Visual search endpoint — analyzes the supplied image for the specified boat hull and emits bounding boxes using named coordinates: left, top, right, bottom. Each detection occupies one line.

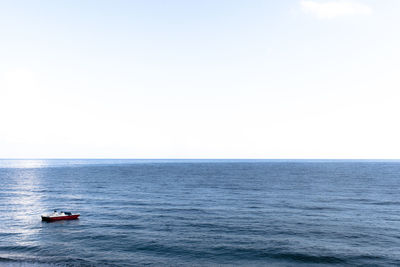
left=41, top=214, right=80, bottom=222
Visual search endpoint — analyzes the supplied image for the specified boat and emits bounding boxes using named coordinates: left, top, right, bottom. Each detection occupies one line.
left=41, top=210, right=80, bottom=222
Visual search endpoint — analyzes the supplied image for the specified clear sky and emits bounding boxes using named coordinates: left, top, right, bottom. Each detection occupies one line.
left=1, top=0, right=399, bottom=159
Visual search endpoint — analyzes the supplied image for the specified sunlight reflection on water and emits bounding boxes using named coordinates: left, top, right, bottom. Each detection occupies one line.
left=0, top=160, right=50, bottom=169
left=7, top=169, right=45, bottom=249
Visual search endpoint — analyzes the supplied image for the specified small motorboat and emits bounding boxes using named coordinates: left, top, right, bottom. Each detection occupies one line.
left=41, top=210, right=80, bottom=222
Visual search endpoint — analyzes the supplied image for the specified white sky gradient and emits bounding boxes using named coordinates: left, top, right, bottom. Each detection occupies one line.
left=1, top=0, right=400, bottom=159
left=301, top=0, right=373, bottom=19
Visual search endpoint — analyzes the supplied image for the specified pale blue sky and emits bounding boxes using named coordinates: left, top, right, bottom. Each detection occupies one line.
left=1, top=0, right=399, bottom=158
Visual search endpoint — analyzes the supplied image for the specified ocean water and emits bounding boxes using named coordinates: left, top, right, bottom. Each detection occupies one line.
left=1, top=159, right=400, bottom=266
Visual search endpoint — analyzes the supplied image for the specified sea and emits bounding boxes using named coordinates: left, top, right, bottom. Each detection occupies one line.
left=0, top=159, right=399, bottom=266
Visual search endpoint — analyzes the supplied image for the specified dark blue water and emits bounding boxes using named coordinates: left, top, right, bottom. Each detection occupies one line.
left=1, top=159, right=400, bottom=266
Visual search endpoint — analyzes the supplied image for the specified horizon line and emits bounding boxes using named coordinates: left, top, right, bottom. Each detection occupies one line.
left=1, top=158, right=400, bottom=161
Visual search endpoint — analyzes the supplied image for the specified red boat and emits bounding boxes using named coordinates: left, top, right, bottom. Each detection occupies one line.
left=41, top=210, right=80, bottom=222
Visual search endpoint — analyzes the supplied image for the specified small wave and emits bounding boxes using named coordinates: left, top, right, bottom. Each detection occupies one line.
left=210, top=246, right=347, bottom=264
left=0, top=257, right=14, bottom=262
left=125, top=242, right=348, bottom=265
left=0, top=245, right=41, bottom=253
left=370, top=201, right=400, bottom=206
left=0, top=257, right=59, bottom=267
left=272, top=252, right=345, bottom=264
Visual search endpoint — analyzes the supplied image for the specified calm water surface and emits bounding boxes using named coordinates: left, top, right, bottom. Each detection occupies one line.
left=0, top=159, right=400, bottom=266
